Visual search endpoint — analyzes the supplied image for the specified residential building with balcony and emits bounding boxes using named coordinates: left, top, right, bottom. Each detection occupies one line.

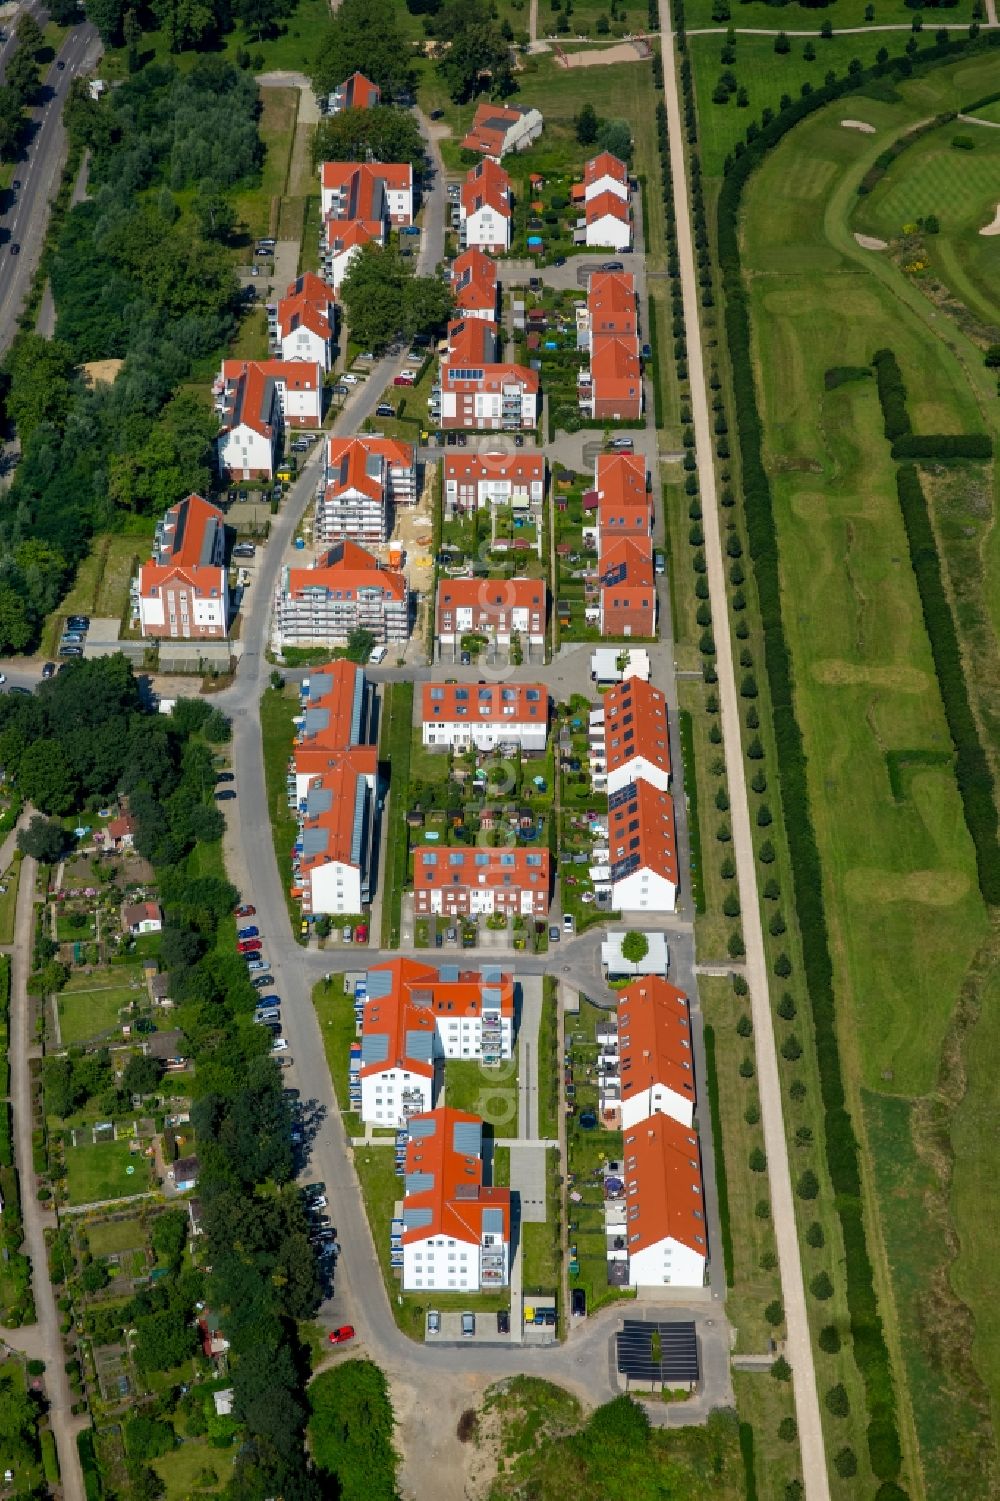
left=435, top=576, right=546, bottom=650
left=616, top=979, right=695, bottom=1131
left=461, top=101, right=543, bottom=160
left=273, top=541, right=409, bottom=649
left=414, top=847, right=551, bottom=918
left=326, top=71, right=380, bottom=114
left=272, top=273, right=336, bottom=370
left=401, top=1109, right=509, bottom=1292
left=578, top=335, right=642, bottom=422
left=451, top=247, right=499, bottom=321
left=604, top=779, right=678, bottom=912
left=583, top=150, right=629, bottom=203
left=316, top=436, right=416, bottom=548
left=421, top=681, right=548, bottom=752
left=460, top=159, right=512, bottom=252
left=623, top=1115, right=707, bottom=1288
left=589, top=676, right=671, bottom=796
left=138, top=493, right=228, bottom=640
left=577, top=269, right=638, bottom=351
left=443, top=450, right=544, bottom=514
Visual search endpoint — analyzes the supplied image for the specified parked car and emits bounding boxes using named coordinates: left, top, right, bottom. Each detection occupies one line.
left=375, top=403, right=395, bottom=418
left=271, top=1037, right=288, bottom=1052
left=328, top=1325, right=355, bottom=1345
left=61, top=632, right=84, bottom=644
left=341, top=373, right=359, bottom=385
left=354, top=923, right=368, bottom=943
left=369, top=645, right=388, bottom=665
left=427, top=1310, right=441, bottom=1334
left=215, top=789, right=237, bottom=801
left=571, top=1288, right=587, bottom=1317
left=41, top=664, right=55, bottom=680
left=255, top=1008, right=280, bottom=1023
left=496, top=1310, right=510, bottom=1334
left=217, top=771, right=235, bottom=783
left=393, top=373, right=415, bottom=387
left=548, top=925, right=560, bottom=943
left=601, top=260, right=625, bottom=271
left=234, top=904, right=256, bottom=918
left=461, top=1312, right=475, bottom=1338
left=66, top=616, right=90, bottom=631
left=58, top=645, right=83, bottom=658
left=246, top=959, right=267, bottom=972
left=608, top=437, right=634, bottom=451
left=654, top=549, right=666, bottom=575
left=563, top=914, right=575, bottom=934
left=237, top=926, right=259, bottom=939
left=251, top=974, right=274, bottom=988
left=237, top=938, right=262, bottom=954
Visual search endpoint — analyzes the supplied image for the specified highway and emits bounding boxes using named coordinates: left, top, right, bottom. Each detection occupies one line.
left=0, top=17, right=100, bottom=355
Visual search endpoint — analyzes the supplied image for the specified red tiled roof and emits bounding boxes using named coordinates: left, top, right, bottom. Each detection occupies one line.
left=590, top=335, right=641, bottom=398
left=608, top=780, right=677, bottom=886
left=443, top=451, right=544, bottom=487
left=401, top=1107, right=510, bottom=1245
left=451, top=248, right=498, bottom=312
left=587, top=271, right=637, bottom=333
left=421, top=681, right=548, bottom=724
left=286, top=541, right=407, bottom=602
left=461, top=157, right=511, bottom=218
left=584, top=151, right=628, bottom=188
left=603, top=678, right=670, bottom=780
left=413, top=845, right=550, bottom=896
left=436, top=576, right=545, bottom=616
left=623, top=1115, right=705, bottom=1256
left=461, top=102, right=532, bottom=156
left=586, top=190, right=630, bottom=227
left=616, top=979, right=693, bottom=1110
left=325, top=436, right=413, bottom=501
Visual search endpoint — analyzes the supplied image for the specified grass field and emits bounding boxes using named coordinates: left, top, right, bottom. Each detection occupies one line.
left=86, top=1216, right=147, bottom=1257
left=444, top=1059, right=520, bottom=1138
left=101, top=0, right=331, bottom=81
left=684, top=0, right=975, bottom=26
left=41, top=529, right=150, bottom=656
left=153, top=1436, right=228, bottom=1501
left=691, top=32, right=900, bottom=175
left=232, top=86, right=297, bottom=242
left=853, top=122, right=1000, bottom=328
left=259, top=684, right=300, bottom=937
left=64, top=1141, right=150, bottom=1206
left=737, top=52, right=1000, bottom=1496
left=57, top=986, right=133, bottom=1045
left=0, top=861, right=20, bottom=946
left=967, top=98, right=1000, bottom=124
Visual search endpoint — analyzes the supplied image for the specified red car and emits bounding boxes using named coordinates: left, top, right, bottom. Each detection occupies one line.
left=235, top=904, right=256, bottom=918
left=354, top=924, right=368, bottom=944
left=238, top=938, right=262, bottom=954
left=328, top=1325, right=355, bottom=1345
left=393, top=374, right=415, bottom=387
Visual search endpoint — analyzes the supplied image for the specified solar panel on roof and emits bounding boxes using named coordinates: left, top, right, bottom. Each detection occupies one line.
left=405, top=1029, right=434, bottom=1062
left=439, top=965, right=459, bottom=982
left=407, top=1116, right=436, bottom=1139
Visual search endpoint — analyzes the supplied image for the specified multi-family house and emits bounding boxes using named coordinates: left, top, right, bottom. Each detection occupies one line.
left=604, top=778, right=678, bottom=912
left=138, top=493, right=228, bottom=640
left=326, top=70, right=381, bottom=114
left=451, top=247, right=499, bottom=321
left=585, top=190, right=632, bottom=250
left=319, top=161, right=413, bottom=289
left=583, top=150, right=629, bottom=202
left=421, top=681, right=548, bottom=752
left=622, top=1115, right=707, bottom=1288
left=401, top=1109, right=509, bottom=1292
left=460, top=159, right=512, bottom=252
left=316, top=436, right=416, bottom=548
left=579, top=334, right=643, bottom=422
left=616, top=979, right=695, bottom=1130
left=443, top=450, right=544, bottom=514
left=589, top=676, right=671, bottom=796
left=461, top=101, right=543, bottom=160
left=273, top=273, right=336, bottom=370
left=577, top=269, right=638, bottom=351
left=414, top=847, right=551, bottom=919
left=593, top=536, right=656, bottom=638
left=438, top=318, right=539, bottom=431
left=273, top=540, right=409, bottom=649
left=435, top=576, right=546, bottom=651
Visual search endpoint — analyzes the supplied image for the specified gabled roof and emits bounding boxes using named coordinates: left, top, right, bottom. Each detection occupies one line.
left=148, top=494, right=224, bottom=569
left=451, top=248, right=498, bottom=311
left=334, top=71, right=381, bottom=110
left=359, top=992, right=436, bottom=1079
left=296, top=661, right=369, bottom=756
left=422, top=681, right=548, bottom=724
left=296, top=757, right=372, bottom=872
left=584, top=150, right=628, bottom=188
left=401, top=1107, right=510, bottom=1246
left=325, top=436, right=413, bottom=502
left=461, top=158, right=511, bottom=218
left=622, top=1115, right=705, bottom=1257
left=414, top=845, right=550, bottom=895
left=284, top=271, right=335, bottom=303
left=461, top=102, right=538, bottom=157
left=602, top=678, right=670, bottom=782
left=217, top=360, right=278, bottom=438
left=608, top=780, right=677, bottom=887
left=616, top=978, right=694, bottom=1112
left=285, top=541, right=407, bottom=602
left=599, top=534, right=654, bottom=592
left=587, top=270, right=638, bottom=331
left=586, top=190, right=631, bottom=227
left=595, top=451, right=647, bottom=502
left=590, top=335, right=641, bottom=396
left=445, top=317, right=499, bottom=365
left=444, top=450, right=544, bottom=486
left=436, top=576, right=546, bottom=615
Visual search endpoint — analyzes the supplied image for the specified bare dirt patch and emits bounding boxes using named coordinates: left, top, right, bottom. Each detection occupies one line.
left=854, top=232, right=888, bottom=251
left=81, top=359, right=125, bottom=386
left=562, top=40, right=649, bottom=67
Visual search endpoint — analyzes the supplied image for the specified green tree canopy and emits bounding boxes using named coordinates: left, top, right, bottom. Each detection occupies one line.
left=340, top=243, right=452, bottom=353
left=310, top=0, right=414, bottom=100
left=621, top=930, right=649, bottom=964
left=311, top=106, right=425, bottom=172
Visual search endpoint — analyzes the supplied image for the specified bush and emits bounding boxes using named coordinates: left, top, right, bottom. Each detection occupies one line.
left=797, top=1169, right=819, bottom=1200
left=891, top=433, right=991, bottom=460
left=764, top=1299, right=784, bottom=1327
left=811, top=1270, right=835, bottom=1301
left=778, top=1417, right=797, bottom=1442
left=819, top=1324, right=841, bottom=1354
left=703, top=1025, right=734, bottom=1287
left=781, top=1033, right=802, bottom=1062
left=806, top=1221, right=824, bottom=1248
left=777, top=992, right=796, bottom=1019
left=826, top=1383, right=850, bottom=1417
left=871, top=348, right=911, bottom=441
left=749, top=1147, right=767, bottom=1172
left=835, top=1447, right=858, bottom=1478
left=772, top=1356, right=792, bottom=1382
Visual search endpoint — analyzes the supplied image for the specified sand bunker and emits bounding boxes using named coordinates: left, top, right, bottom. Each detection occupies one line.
left=845, top=867, right=970, bottom=906
left=841, top=119, right=876, bottom=133
left=854, top=232, right=888, bottom=250
left=979, top=203, right=1000, bottom=237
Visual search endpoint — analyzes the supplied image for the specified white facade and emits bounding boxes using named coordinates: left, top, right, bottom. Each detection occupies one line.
left=328, top=239, right=369, bottom=292
left=585, top=213, right=632, bottom=251
left=216, top=422, right=277, bottom=479
left=436, top=603, right=541, bottom=647
left=606, top=753, right=671, bottom=798
left=360, top=1067, right=433, bottom=1128
left=421, top=718, right=547, bottom=754
left=438, top=384, right=538, bottom=430
left=403, top=1226, right=508, bottom=1293
left=435, top=1010, right=513, bottom=1061
left=139, top=588, right=227, bottom=636
left=420, top=887, right=538, bottom=919
left=621, top=1083, right=694, bottom=1133
left=612, top=865, right=677, bottom=914
left=279, top=323, right=331, bottom=370
left=627, top=1236, right=705, bottom=1290
left=272, top=367, right=323, bottom=426
left=444, top=474, right=544, bottom=511
left=463, top=204, right=511, bottom=252
left=584, top=172, right=629, bottom=203
left=308, top=859, right=362, bottom=916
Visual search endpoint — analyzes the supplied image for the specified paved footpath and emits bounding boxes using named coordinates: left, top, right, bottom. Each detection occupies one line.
left=656, top=1, right=832, bottom=1497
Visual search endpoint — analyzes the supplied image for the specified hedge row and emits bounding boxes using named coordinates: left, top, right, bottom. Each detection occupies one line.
left=739, top=1421, right=759, bottom=1501
left=707, top=39, right=1000, bottom=1488
left=703, top=1024, right=735, bottom=1287
left=871, top=348, right=911, bottom=440
left=78, top=1429, right=102, bottom=1501
left=895, top=466, right=1000, bottom=900
left=891, top=433, right=993, bottom=460
left=0, top=1102, right=11, bottom=1169
left=824, top=365, right=872, bottom=390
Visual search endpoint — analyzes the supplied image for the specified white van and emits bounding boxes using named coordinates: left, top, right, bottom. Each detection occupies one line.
left=369, top=645, right=388, bottom=665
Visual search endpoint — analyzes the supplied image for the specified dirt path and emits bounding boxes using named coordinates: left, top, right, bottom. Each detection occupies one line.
left=10, top=857, right=88, bottom=1501
left=657, top=1, right=832, bottom=1497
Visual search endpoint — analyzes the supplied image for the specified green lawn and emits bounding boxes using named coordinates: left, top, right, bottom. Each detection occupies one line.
left=312, top=975, right=363, bottom=1136
left=444, top=1059, right=520, bottom=1138
left=260, top=684, right=300, bottom=938
left=690, top=31, right=899, bottom=176
left=0, top=861, right=20, bottom=946
left=40, top=528, right=151, bottom=657
left=737, top=52, right=1000, bottom=1497
left=101, top=0, right=332, bottom=81
left=379, top=682, right=414, bottom=948
left=153, top=1436, right=229, bottom=1501
left=853, top=121, right=1000, bottom=328
left=684, top=0, right=975, bottom=25
left=86, top=1216, right=147, bottom=1256
left=967, top=97, right=1000, bottom=124
left=64, top=1141, right=151, bottom=1207
left=57, top=987, right=133, bottom=1045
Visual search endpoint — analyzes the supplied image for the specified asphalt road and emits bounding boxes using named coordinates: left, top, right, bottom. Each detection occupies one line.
left=0, top=19, right=100, bottom=356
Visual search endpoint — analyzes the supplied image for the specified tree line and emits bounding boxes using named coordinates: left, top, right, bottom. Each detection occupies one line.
left=0, top=60, right=261, bottom=655
left=0, top=12, right=46, bottom=162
